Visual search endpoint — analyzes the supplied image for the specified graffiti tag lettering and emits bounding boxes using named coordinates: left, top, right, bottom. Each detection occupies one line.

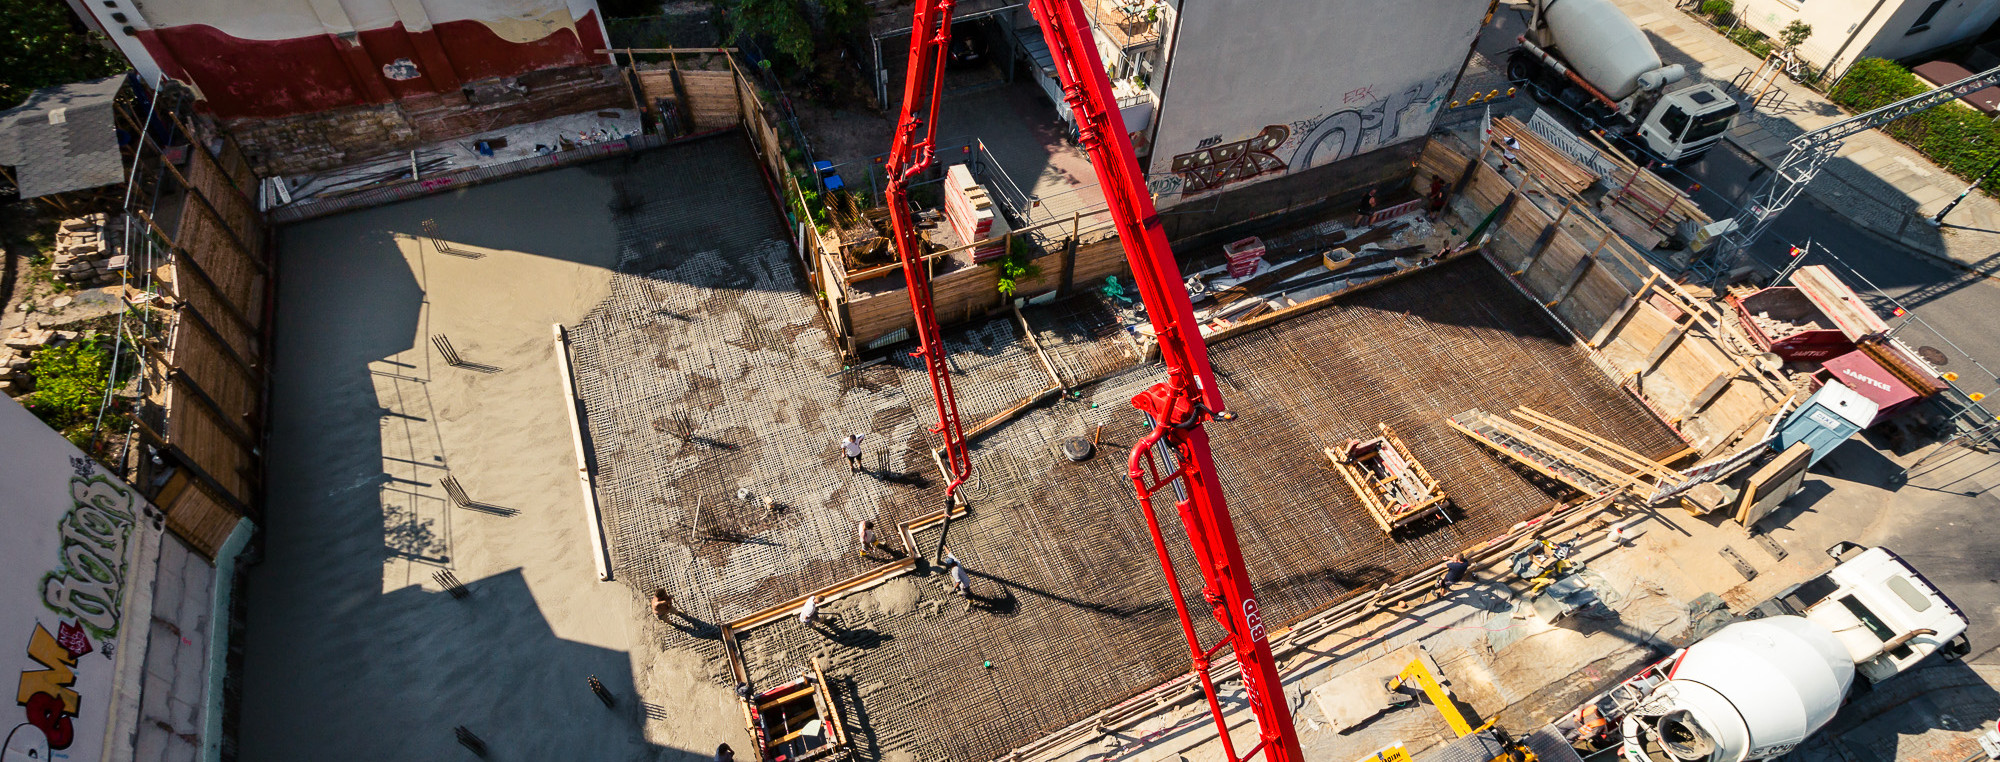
left=1293, top=73, right=1452, bottom=170
left=1168, top=125, right=1290, bottom=193
left=40, top=475, right=136, bottom=637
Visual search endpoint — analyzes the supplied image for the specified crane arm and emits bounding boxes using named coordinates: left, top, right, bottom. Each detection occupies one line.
left=883, top=0, right=973, bottom=512
left=1023, top=3, right=1303, bottom=762
left=1796, top=64, right=2000, bottom=147
left=1711, top=64, right=2000, bottom=271
left=880, top=2, right=1304, bottom=760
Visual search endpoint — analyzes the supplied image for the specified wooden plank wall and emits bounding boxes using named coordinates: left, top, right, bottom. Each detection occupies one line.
left=156, top=137, right=271, bottom=551
left=1418, top=139, right=1787, bottom=454
left=842, top=233, right=1130, bottom=346
left=682, top=70, right=741, bottom=130
left=155, top=470, right=240, bottom=559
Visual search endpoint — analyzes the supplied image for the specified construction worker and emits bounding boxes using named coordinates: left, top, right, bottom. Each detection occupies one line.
left=799, top=594, right=820, bottom=626
left=1426, top=176, right=1449, bottom=219
left=650, top=589, right=678, bottom=621
left=946, top=559, right=972, bottom=597
left=840, top=434, right=866, bottom=472
left=1354, top=188, right=1380, bottom=227
left=858, top=519, right=885, bottom=558
left=1435, top=553, right=1470, bottom=596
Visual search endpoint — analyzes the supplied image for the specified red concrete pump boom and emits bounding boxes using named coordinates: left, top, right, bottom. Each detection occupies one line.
left=882, top=2, right=1303, bottom=761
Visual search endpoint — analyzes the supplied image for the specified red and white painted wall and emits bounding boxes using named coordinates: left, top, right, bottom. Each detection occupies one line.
left=66, top=0, right=613, bottom=120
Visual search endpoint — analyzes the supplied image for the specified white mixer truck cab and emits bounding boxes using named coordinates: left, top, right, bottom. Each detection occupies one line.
left=1786, top=543, right=1971, bottom=683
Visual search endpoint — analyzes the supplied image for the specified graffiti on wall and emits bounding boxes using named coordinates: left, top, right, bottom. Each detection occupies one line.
left=1153, top=72, right=1454, bottom=198
left=12, top=456, right=137, bottom=757
left=1167, top=126, right=1290, bottom=194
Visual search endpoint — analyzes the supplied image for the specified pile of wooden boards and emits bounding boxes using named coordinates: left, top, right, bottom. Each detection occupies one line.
left=1492, top=116, right=1597, bottom=194
left=1448, top=406, right=1678, bottom=498
left=945, top=164, right=1010, bottom=262
left=1595, top=151, right=1712, bottom=249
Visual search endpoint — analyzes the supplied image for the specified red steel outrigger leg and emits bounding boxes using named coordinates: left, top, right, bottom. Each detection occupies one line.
left=883, top=0, right=972, bottom=556
left=1025, top=2, right=1304, bottom=761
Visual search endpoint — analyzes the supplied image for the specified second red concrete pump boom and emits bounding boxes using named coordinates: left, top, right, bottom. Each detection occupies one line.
left=880, top=1, right=1304, bottom=761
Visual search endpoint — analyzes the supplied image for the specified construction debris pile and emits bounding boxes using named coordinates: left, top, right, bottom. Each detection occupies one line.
left=1176, top=211, right=1453, bottom=337
left=49, top=213, right=128, bottom=287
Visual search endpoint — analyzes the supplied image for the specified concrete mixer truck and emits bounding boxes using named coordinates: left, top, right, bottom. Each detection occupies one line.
left=1553, top=543, right=1969, bottom=762
left=1507, top=0, right=1739, bottom=163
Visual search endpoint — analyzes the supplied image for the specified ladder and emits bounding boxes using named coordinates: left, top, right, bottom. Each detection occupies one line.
left=1446, top=409, right=1639, bottom=497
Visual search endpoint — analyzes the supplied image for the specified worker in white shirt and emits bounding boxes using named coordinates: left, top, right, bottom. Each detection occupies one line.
left=799, top=594, right=820, bottom=626
left=945, top=559, right=971, bottom=597
left=840, top=434, right=866, bottom=472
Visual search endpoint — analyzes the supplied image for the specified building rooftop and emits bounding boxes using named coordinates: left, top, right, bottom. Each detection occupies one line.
left=0, top=74, right=128, bottom=199
left=1912, top=60, right=2000, bottom=115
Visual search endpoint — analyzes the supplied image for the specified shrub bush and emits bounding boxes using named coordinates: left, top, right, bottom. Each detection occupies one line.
left=21, top=335, right=112, bottom=436
left=1832, top=58, right=2000, bottom=194
left=1728, top=26, right=1772, bottom=58
left=1699, top=0, right=1732, bottom=17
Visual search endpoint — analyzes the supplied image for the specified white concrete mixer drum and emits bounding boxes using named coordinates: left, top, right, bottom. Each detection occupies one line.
left=1646, top=616, right=1854, bottom=762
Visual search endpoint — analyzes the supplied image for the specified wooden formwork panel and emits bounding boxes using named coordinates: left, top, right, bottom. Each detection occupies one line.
left=177, top=202, right=265, bottom=321
left=842, top=233, right=1131, bottom=345
left=188, top=142, right=262, bottom=247
left=682, top=70, right=740, bottom=130
left=171, top=320, right=258, bottom=419
left=636, top=70, right=676, bottom=104
left=155, top=469, right=242, bottom=560
left=1553, top=266, right=1629, bottom=339
left=1601, top=302, right=1678, bottom=373
left=170, top=261, right=260, bottom=362
left=166, top=382, right=255, bottom=503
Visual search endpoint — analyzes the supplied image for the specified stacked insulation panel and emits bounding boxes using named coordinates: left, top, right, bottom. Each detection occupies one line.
left=945, top=164, right=1011, bottom=262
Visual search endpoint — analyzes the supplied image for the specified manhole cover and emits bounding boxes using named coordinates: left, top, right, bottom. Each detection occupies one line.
left=1918, top=346, right=1948, bottom=366
left=1060, top=437, right=1094, bottom=462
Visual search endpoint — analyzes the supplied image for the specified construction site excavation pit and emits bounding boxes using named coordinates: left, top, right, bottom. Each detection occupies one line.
left=560, top=136, right=1688, bottom=762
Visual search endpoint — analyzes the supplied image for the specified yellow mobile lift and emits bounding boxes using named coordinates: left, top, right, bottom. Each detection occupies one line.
left=1361, top=658, right=1584, bottom=762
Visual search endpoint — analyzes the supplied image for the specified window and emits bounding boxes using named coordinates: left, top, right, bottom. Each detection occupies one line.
left=1887, top=576, right=1934, bottom=612
left=1839, top=595, right=1914, bottom=659
left=1659, top=105, right=1691, bottom=140
left=1907, top=0, right=1947, bottom=34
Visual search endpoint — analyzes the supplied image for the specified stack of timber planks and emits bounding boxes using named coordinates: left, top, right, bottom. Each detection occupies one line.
left=1492, top=116, right=1597, bottom=194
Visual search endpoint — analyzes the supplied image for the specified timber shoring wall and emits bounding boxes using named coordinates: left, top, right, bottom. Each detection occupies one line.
left=1415, top=138, right=1789, bottom=453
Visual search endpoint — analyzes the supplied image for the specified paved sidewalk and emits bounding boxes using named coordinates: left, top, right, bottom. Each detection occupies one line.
left=1610, top=0, right=2000, bottom=278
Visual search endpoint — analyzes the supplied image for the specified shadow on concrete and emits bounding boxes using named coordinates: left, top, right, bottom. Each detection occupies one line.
left=243, top=569, right=691, bottom=760
left=1793, top=659, right=2000, bottom=762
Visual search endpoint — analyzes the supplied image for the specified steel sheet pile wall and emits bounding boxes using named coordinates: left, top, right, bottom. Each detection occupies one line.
left=1418, top=138, right=1791, bottom=453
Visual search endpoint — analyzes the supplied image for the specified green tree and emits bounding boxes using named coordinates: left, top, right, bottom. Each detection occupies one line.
left=726, top=0, right=869, bottom=71
left=0, top=0, right=126, bottom=107
left=728, top=0, right=814, bottom=70
left=1778, top=20, right=1813, bottom=52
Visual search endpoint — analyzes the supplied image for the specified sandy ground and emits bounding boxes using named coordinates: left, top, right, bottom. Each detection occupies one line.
left=245, top=158, right=750, bottom=761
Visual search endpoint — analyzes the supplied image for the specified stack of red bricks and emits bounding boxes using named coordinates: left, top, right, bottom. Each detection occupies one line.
left=945, top=164, right=1010, bottom=262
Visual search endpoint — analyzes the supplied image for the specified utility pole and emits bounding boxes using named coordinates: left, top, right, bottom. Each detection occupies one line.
left=1926, top=154, right=2000, bottom=227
